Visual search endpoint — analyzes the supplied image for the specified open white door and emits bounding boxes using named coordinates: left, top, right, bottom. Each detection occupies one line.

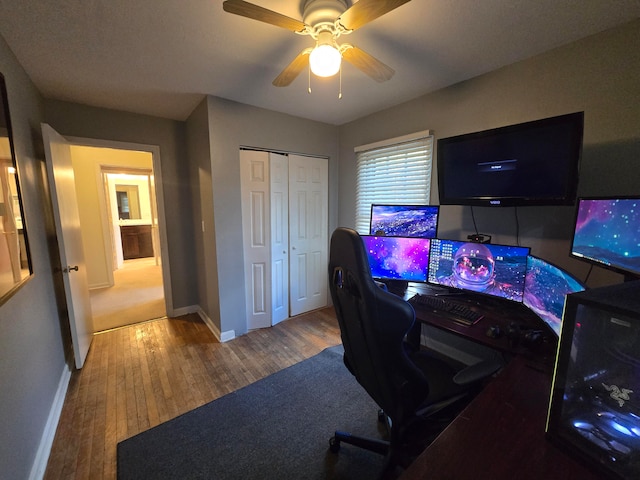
left=42, top=124, right=94, bottom=369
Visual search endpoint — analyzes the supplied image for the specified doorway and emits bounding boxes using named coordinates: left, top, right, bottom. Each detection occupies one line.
left=69, top=144, right=169, bottom=331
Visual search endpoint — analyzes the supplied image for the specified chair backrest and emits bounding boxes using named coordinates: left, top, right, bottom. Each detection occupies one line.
left=328, top=227, right=429, bottom=419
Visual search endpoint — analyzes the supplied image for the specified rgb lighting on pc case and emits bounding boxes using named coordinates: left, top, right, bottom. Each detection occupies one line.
left=547, top=282, right=640, bottom=479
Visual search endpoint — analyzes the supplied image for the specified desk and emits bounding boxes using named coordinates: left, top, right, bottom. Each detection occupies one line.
left=406, top=286, right=559, bottom=370
left=400, top=356, right=601, bottom=479
left=399, top=297, right=602, bottom=480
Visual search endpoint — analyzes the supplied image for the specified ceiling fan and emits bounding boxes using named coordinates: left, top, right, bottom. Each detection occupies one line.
left=222, top=0, right=412, bottom=87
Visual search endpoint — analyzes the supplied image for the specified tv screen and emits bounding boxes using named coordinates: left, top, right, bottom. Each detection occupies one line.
left=428, top=239, right=530, bottom=302
left=523, top=255, right=587, bottom=336
left=369, top=204, right=439, bottom=238
left=570, top=196, right=640, bottom=279
left=361, top=236, right=431, bottom=283
left=437, top=112, right=584, bottom=207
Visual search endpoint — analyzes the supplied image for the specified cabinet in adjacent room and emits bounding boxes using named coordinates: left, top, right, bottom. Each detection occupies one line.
left=120, top=224, right=153, bottom=259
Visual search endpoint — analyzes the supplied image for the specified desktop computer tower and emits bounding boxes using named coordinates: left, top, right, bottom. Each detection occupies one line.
left=546, top=281, right=640, bottom=479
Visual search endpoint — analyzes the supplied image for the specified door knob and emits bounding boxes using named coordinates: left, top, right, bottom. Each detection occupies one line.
left=64, top=265, right=79, bottom=273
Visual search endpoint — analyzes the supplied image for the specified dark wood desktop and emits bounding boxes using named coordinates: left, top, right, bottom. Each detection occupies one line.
left=399, top=291, right=603, bottom=480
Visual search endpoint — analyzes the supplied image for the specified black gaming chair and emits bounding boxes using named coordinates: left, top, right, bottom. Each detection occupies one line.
left=328, top=227, right=502, bottom=471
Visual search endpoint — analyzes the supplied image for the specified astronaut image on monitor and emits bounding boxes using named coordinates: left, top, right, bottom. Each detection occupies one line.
left=431, top=241, right=528, bottom=302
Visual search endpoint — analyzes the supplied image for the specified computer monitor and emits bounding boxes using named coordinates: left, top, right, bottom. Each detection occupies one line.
left=369, top=204, right=439, bottom=238
left=361, top=235, right=431, bottom=283
left=428, top=239, right=530, bottom=302
left=523, top=255, right=587, bottom=336
left=570, top=196, right=640, bottom=281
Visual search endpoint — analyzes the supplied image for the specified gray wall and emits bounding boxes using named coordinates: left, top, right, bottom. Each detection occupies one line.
left=0, top=35, right=69, bottom=479
left=186, top=98, right=218, bottom=327
left=0, top=46, right=199, bottom=475
left=199, top=96, right=339, bottom=336
left=338, top=19, right=640, bottom=288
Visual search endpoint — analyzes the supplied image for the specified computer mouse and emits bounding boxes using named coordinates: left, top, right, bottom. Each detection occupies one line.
left=486, top=325, right=502, bottom=339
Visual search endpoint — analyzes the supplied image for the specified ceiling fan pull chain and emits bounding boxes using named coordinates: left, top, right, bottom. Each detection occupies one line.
left=338, top=65, right=343, bottom=99
left=308, top=63, right=312, bottom=94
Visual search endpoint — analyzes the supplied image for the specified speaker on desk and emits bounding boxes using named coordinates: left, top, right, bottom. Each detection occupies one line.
left=546, top=281, right=640, bottom=480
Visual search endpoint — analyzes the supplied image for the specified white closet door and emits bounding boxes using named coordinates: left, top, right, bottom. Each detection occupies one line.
left=270, top=153, right=289, bottom=325
left=241, top=151, right=328, bottom=328
left=288, top=154, right=328, bottom=316
left=240, top=150, right=272, bottom=330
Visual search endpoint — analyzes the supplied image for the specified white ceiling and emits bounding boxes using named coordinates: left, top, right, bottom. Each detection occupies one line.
left=0, top=0, right=638, bottom=125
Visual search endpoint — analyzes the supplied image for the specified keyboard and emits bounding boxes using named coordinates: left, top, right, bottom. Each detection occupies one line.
left=408, top=293, right=485, bottom=326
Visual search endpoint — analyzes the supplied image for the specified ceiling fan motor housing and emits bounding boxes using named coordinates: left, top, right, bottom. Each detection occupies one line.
left=303, top=0, right=349, bottom=27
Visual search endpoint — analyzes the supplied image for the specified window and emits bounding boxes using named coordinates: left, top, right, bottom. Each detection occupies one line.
left=355, top=130, right=434, bottom=233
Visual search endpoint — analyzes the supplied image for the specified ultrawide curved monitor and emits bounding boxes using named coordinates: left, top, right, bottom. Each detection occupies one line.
left=523, top=255, right=586, bottom=336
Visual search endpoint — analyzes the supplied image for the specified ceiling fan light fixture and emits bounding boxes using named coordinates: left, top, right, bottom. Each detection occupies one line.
left=309, top=43, right=342, bottom=77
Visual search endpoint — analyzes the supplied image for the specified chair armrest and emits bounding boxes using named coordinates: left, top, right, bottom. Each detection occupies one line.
left=453, top=359, right=502, bottom=386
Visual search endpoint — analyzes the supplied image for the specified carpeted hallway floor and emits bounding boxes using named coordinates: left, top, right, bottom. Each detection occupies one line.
left=90, top=257, right=166, bottom=331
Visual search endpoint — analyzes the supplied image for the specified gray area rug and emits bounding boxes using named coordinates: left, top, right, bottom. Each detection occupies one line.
left=117, top=345, right=389, bottom=479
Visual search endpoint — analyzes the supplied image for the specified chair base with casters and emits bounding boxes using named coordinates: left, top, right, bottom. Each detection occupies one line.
left=328, top=377, right=485, bottom=473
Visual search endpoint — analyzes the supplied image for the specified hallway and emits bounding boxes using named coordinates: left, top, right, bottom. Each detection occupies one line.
left=90, top=257, right=165, bottom=331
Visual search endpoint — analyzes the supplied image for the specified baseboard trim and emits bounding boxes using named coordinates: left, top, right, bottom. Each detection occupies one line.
left=194, top=306, right=235, bottom=342
left=29, top=364, right=72, bottom=480
left=88, top=281, right=111, bottom=290
left=170, top=305, right=199, bottom=317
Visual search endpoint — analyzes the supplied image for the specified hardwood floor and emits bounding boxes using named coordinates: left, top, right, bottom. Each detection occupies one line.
left=44, top=307, right=342, bottom=480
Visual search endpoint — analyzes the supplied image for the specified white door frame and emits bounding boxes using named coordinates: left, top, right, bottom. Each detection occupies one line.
left=66, top=136, right=174, bottom=316
left=102, top=166, right=155, bottom=273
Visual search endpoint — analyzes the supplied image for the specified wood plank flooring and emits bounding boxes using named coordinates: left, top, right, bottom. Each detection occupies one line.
left=44, top=307, right=342, bottom=480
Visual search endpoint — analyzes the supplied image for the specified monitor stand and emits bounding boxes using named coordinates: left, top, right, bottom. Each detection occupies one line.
left=382, top=280, right=409, bottom=294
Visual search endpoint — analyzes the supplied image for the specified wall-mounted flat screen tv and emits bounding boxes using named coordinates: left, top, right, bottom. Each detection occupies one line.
left=369, top=204, right=439, bottom=238
left=570, top=196, right=640, bottom=280
left=523, top=255, right=586, bottom=336
left=437, top=112, right=584, bottom=207
left=428, top=238, right=530, bottom=303
left=361, top=235, right=431, bottom=283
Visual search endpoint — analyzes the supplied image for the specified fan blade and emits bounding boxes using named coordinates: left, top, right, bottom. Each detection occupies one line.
left=273, top=49, right=311, bottom=87
left=342, top=46, right=395, bottom=82
left=223, top=0, right=307, bottom=33
left=338, top=0, right=412, bottom=31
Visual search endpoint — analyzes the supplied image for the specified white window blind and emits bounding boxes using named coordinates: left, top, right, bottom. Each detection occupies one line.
left=355, top=130, right=433, bottom=234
